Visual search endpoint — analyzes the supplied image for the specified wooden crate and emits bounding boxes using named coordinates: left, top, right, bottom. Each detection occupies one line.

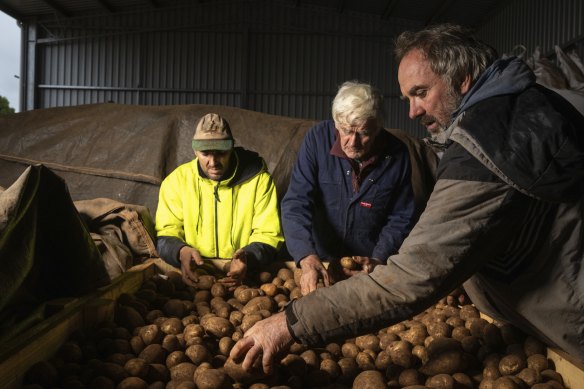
left=1, top=260, right=582, bottom=388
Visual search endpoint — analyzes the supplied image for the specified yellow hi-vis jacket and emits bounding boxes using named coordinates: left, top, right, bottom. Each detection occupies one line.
left=155, top=148, right=283, bottom=265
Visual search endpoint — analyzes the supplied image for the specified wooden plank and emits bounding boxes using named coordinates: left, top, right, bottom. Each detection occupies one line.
left=548, top=347, right=584, bottom=389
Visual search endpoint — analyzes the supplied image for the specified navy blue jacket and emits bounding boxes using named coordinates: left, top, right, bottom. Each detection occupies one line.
left=281, top=120, right=416, bottom=265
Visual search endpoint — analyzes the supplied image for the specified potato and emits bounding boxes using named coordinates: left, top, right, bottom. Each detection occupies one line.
left=130, top=336, right=145, bottom=355
left=540, top=369, right=564, bottom=385
left=277, top=268, right=294, bottom=281
left=139, top=324, right=163, bottom=345
left=116, top=306, right=145, bottom=331
left=427, top=321, right=452, bottom=339
left=145, top=310, right=164, bottom=324
left=166, top=351, right=188, bottom=369
left=241, top=296, right=276, bottom=314
left=524, top=335, right=546, bottom=357
left=425, top=373, right=455, bottom=388
left=124, top=358, right=149, bottom=378
left=163, top=299, right=186, bottom=318
left=498, top=354, right=526, bottom=376
left=325, top=342, right=342, bottom=359
left=399, top=368, right=424, bottom=387
left=210, top=282, right=227, bottom=298
left=459, top=305, right=480, bottom=320
left=527, top=353, right=549, bottom=373
left=412, top=344, right=428, bottom=364
left=195, top=275, right=216, bottom=290
left=340, top=256, right=359, bottom=270
left=259, top=283, right=278, bottom=297
left=185, top=344, right=211, bottom=365
left=452, top=372, right=474, bottom=388
left=183, top=324, right=205, bottom=344
left=233, top=287, right=262, bottom=304
left=492, top=376, right=521, bottom=388
left=201, top=316, right=234, bottom=338
left=138, top=344, right=166, bottom=364
left=352, top=370, right=387, bottom=388
left=161, top=318, right=184, bottom=335
left=483, top=365, right=501, bottom=380
left=282, top=278, right=297, bottom=292
left=162, top=334, right=182, bottom=353
left=281, top=354, right=307, bottom=376
left=88, top=376, right=115, bottom=389
left=466, top=317, right=488, bottom=337
left=117, top=376, right=149, bottom=389
left=374, top=350, right=392, bottom=371
left=355, top=351, right=376, bottom=370
left=238, top=313, right=262, bottom=333
left=97, top=362, right=129, bottom=383
left=482, top=323, right=504, bottom=350
left=388, top=340, right=413, bottom=368
left=400, top=325, right=428, bottom=346
left=419, top=338, right=466, bottom=376
left=451, top=326, right=471, bottom=341
left=223, top=357, right=266, bottom=384
left=356, top=334, right=380, bottom=352
left=194, top=290, right=212, bottom=303
left=516, top=367, right=541, bottom=386
left=337, top=357, right=359, bottom=380
left=341, top=342, right=360, bottom=358
left=300, top=349, right=319, bottom=369
left=169, top=362, right=197, bottom=382
left=194, top=368, right=230, bottom=389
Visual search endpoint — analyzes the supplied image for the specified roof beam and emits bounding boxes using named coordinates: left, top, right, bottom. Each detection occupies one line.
left=39, top=0, right=72, bottom=18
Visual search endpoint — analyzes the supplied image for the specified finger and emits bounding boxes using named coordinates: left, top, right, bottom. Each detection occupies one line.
left=321, top=268, right=330, bottom=287
left=230, top=337, right=254, bottom=361
left=181, top=273, right=196, bottom=287
left=241, top=344, right=263, bottom=371
left=262, top=348, right=274, bottom=375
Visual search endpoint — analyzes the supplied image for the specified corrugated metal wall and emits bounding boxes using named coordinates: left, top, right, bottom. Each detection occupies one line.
left=26, top=0, right=584, bottom=138
left=477, top=0, right=584, bottom=67
left=30, top=1, right=426, bottom=136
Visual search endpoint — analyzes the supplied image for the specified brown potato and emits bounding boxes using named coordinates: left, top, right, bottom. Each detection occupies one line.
left=163, top=299, right=186, bottom=318
left=161, top=318, right=184, bottom=335
left=169, top=362, right=196, bottom=382
left=341, top=342, right=360, bottom=358
left=527, top=353, right=549, bottom=373
left=166, top=351, right=188, bottom=369
left=419, top=337, right=465, bottom=376
left=117, top=376, right=148, bottom=389
left=240, top=313, right=263, bottom=333
left=355, top=334, right=380, bottom=352
left=195, top=275, right=216, bottom=290
left=339, top=256, right=359, bottom=270
left=352, top=370, right=387, bottom=388
left=223, top=357, right=266, bottom=384
left=277, top=268, right=294, bottom=281
left=200, top=316, right=234, bottom=338
left=185, top=344, right=211, bottom=365
left=139, top=324, right=163, bottom=345
left=499, top=354, right=526, bottom=376
left=124, top=358, right=149, bottom=378
left=116, top=306, right=145, bottom=332
left=425, top=373, right=455, bottom=388
left=259, top=283, right=278, bottom=297
left=388, top=340, right=413, bottom=368
left=399, top=368, right=424, bottom=387
left=194, top=368, right=230, bottom=389
left=355, top=351, right=376, bottom=370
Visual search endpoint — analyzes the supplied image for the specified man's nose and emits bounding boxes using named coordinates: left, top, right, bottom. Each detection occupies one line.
left=409, top=100, right=424, bottom=119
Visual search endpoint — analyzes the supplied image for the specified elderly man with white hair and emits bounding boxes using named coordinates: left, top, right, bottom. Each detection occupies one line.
left=281, top=80, right=417, bottom=295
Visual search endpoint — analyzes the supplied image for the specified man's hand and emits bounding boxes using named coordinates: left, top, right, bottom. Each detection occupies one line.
left=299, top=254, right=330, bottom=296
left=220, top=249, right=248, bottom=290
left=342, top=256, right=382, bottom=278
left=229, top=312, right=295, bottom=375
left=179, top=246, right=204, bottom=286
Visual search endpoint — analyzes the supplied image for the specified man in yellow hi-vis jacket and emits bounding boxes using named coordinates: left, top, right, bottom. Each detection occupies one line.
left=155, top=113, right=284, bottom=288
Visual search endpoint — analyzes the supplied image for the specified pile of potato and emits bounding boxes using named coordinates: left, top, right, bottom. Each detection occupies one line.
left=21, top=264, right=568, bottom=389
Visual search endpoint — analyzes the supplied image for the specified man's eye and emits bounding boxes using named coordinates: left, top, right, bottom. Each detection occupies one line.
left=416, top=90, right=427, bottom=98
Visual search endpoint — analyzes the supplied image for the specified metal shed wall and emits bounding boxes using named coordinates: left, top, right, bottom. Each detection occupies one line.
left=22, top=0, right=584, bottom=138
left=477, top=0, right=584, bottom=65
left=26, top=1, right=426, bottom=136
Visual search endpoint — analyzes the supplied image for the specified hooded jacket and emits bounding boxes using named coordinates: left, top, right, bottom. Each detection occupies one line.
left=286, top=58, right=584, bottom=361
left=155, top=147, right=284, bottom=267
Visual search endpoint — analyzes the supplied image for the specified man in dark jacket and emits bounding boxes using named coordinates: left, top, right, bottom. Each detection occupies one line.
left=230, top=24, right=584, bottom=371
left=281, top=80, right=416, bottom=295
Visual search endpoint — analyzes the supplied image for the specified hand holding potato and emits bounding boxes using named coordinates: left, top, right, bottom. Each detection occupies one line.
left=341, top=256, right=381, bottom=277
left=179, top=246, right=204, bottom=286
left=229, top=311, right=294, bottom=375
left=220, top=249, right=248, bottom=290
left=299, top=254, right=330, bottom=295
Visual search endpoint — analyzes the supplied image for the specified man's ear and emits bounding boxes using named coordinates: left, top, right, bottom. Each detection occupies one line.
left=460, top=74, right=472, bottom=94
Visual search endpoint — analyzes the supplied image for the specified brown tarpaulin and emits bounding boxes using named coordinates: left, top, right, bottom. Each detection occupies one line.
left=0, top=102, right=437, bottom=218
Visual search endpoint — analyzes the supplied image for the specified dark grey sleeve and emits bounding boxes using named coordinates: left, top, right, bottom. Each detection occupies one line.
left=156, top=236, right=187, bottom=268
left=243, top=242, right=278, bottom=270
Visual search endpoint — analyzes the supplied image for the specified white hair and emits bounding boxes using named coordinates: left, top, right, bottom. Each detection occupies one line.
left=331, top=81, right=384, bottom=128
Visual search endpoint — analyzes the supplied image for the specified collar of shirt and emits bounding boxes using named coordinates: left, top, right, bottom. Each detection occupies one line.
left=330, top=129, right=387, bottom=192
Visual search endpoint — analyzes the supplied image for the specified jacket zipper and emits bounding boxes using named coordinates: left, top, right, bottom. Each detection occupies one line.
left=214, top=182, right=220, bottom=258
